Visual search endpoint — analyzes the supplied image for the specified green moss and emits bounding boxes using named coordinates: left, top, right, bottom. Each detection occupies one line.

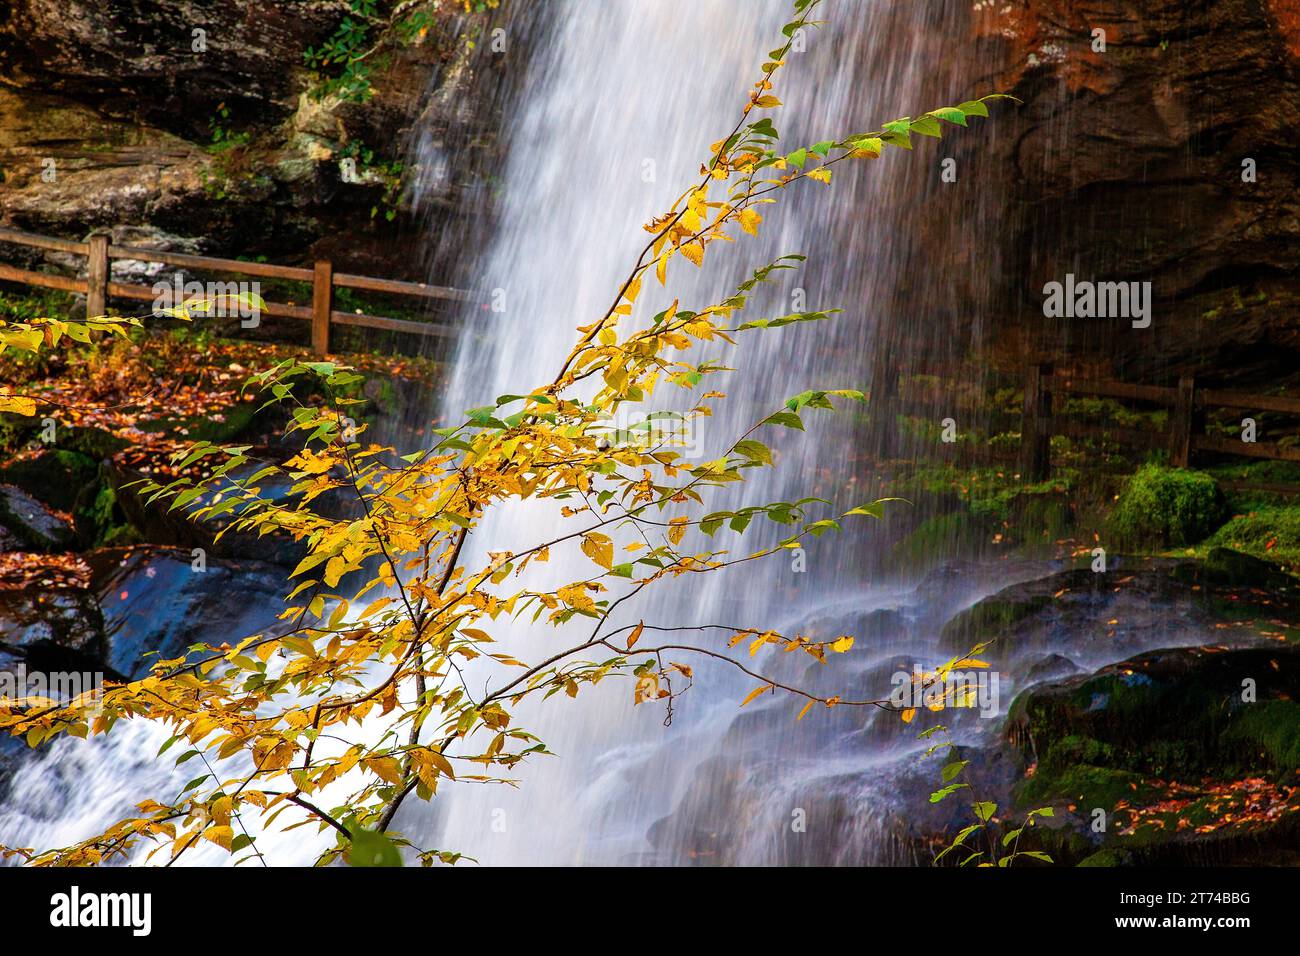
left=1206, top=507, right=1300, bottom=568
left=1018, top=762, right=1154, bottom=809
left=0, top=449, right=97, bottom=511
left=1223, top=700, right=1300, bottom=772
left=1108, top=464, right=1228, bottom=547
left=1077, top=848, right=1135, bottom=867
left=0, top=415, right=37, bottom=454
left=889, top=511, right=991, bottom=569
left=939, top=593, right=1051, bottom=651
left=88, top=485, right=140, bottom=548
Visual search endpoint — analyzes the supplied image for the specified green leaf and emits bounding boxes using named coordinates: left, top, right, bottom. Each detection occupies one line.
left=929, top=783, right=966, bottom=803
left=734, top=439, right=773, bottom=464
left=347, top=827, right=403, bottom=867
left=973, top=801, right=997, bottom=823
left=941, top=760, right=968, bottom=783
left=786, top=147, right=808, bottom=169
left=930, top=107, right=968, bottom=126
left=910, top=115, right=942, bottom=138
left=762, top=410, right=804, bottom=431
left=1016, top=850, right=1054, bottom=863
left=957, top=100, right=989, bottom=118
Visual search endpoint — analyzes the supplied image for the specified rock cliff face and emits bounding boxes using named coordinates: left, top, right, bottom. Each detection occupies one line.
left=0, top=0, right=511, bottom=279
left=2, top=0, right=1297, bottom=381
left=978, top=0, right=1300, bottom=386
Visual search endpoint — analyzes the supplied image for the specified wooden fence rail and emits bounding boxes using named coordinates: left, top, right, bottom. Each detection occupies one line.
left=0, top=226, right=470, bottom=355
left=1018, top=362, right=1300, bottom=480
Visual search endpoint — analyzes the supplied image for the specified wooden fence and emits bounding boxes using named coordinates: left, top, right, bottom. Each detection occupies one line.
left=0, top=226, right=470, bottom=355
left=1020, top=362, right=1300, bottom=481
left=876, top=360, right=1300, bottom=490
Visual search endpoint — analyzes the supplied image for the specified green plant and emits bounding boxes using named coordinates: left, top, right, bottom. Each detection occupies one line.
left=207, top=103, right=251, bottom=152
left=922, top=724, right=1054, bottom=866
left=1108, top=463, right=1228, bottom=547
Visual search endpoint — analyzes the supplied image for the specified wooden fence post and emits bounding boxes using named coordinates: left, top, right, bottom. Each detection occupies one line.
left=312, top=259, right=333, bottom=356
left=1019, top=360, right=1054, bottom=481
left=86, top=234, right=108, bottom=319
left=1171, top=375, right=1196, bottom=467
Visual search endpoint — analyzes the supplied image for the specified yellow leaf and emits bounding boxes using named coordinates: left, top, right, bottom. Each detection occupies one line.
left=680, top=241, right=704, bottom=267
left=667, top=516, right=688, bottom=546
left=323, top=555, right=348, bottom=588
left=0, top=394, right=37, bottom=416
left=900, top=707, right=917, bottom=724
left=580, top=532, right=614, bottom=570
left=738, top=208, right=762, bottom=236
left=627, top=620, right=644, bottom=650
left=625, top=274, right=643, bottom=303
left=796, top=700, right=815, bottom=721
left=203, top=825, right=234, bottom=851
left=426, top=750, right=456, bottom=779
left=753, top=95, right=782, bottom=107
left=830, top=636, right=854, bottom=654
left=364, top=756, right=403, bottom=785
left=740, top=684, right=771, bottom=707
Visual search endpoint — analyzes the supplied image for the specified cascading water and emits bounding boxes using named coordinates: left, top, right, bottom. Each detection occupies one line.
left=395, top=0, right=1015, bottom=865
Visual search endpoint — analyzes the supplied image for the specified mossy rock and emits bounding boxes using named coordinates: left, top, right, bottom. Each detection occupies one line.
left=1077, top=848, right=1136, bottom=867
left=1008, top=645, right=1300, bottom=786
left=0, top=415, right=38, bottom=454
left=939, top=592, right=1052, bottom=651
left=52, top=425, right=129, bottom=462
left=0, top=449, right=98, bottom=512
left=1206, top=508, right=1300, bottom=569
left=1006, top=489, right=1074, bottom=545
left=136, top=399, right=262, bottom=445
left=1108, top=464, right=1228, bottom=547
left=1007, top=645, right=1300, bottom=864
left=889, top=510, right=993, bottom=570
left=1200, top=546, right=1297, bottom=590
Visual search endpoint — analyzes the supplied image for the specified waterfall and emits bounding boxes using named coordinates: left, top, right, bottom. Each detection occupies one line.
left=397, top=0, right=1005, bottom=865
left=0, top=0, right=1007, bottom=867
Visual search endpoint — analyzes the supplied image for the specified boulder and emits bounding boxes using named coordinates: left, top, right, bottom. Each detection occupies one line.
left=0, top=484, right=75, bottom=551
left=1006, top=644, right=1300, bottom=865
left=90, top=546, right=293, bottom=679
left=938, top=557, right=1295, bottom=666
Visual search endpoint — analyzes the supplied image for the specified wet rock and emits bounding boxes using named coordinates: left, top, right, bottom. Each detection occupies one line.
left=0, top=449, right=98, bottom=513
left=0, top=484, right=75, bottom=551
left=1006, top=644, right=1300, bottom=865
left=1024, top=653, right=1082, bottom=686
left=0, top=581, right=102, bottom=658
left=976, top=0, right=1300, bottom=384
left=90, top=545, right=292, bottom=679
left=938, top=557, right=1290, bottom=666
